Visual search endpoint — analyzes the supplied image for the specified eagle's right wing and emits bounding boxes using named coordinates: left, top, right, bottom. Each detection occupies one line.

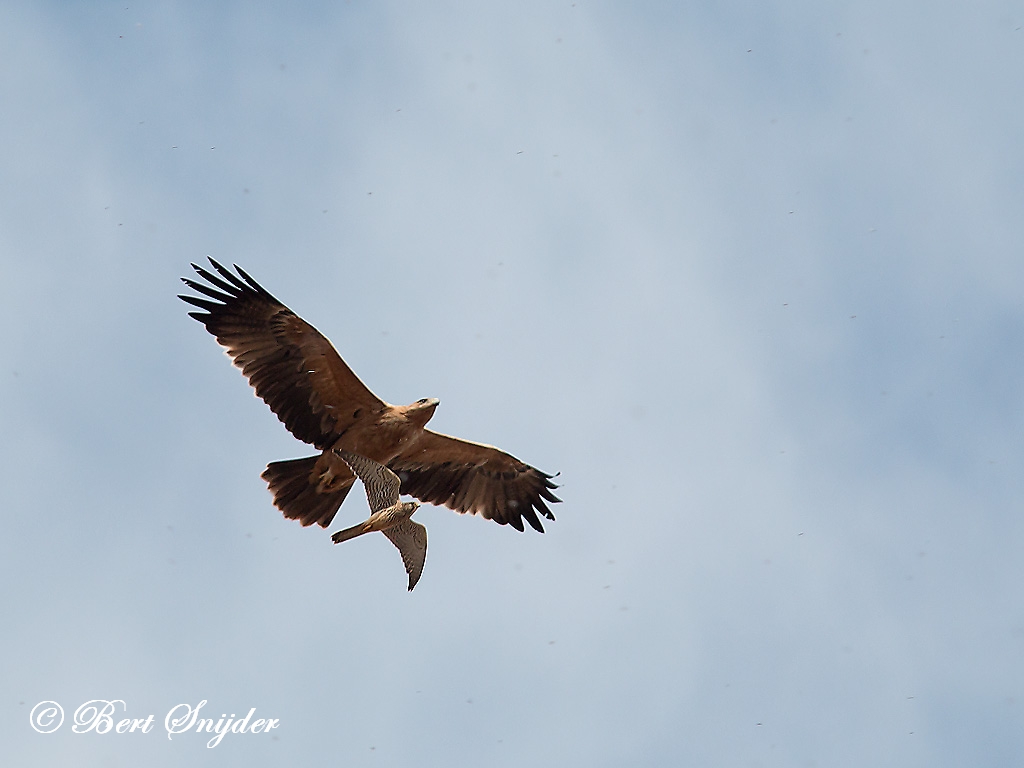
left=179, top=258, right=386, bottom=449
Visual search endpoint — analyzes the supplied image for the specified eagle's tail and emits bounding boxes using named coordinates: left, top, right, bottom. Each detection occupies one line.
left=261, top=456, right=353, bottom=528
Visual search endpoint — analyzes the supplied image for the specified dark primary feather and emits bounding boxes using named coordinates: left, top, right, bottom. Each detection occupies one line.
left=179, top=258, right=383, bottom=449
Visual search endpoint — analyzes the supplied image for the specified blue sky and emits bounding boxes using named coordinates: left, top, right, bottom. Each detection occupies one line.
left=3, top=1, right=1023, bottom=765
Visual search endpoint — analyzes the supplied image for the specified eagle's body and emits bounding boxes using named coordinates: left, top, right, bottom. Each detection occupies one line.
left=179, top=258, right=559, bottom=536
left=273, top=397, right=440, bottom=525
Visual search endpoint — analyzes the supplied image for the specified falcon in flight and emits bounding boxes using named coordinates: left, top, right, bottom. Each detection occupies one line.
left=332, top=449, right=427, bottom=591
left=179, top=258, right=559, bottom=538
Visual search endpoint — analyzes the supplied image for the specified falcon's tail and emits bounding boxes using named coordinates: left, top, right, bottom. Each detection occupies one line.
left=330, top=521, right=372, bottom=544
left=262, top=456, right=353, bottom=528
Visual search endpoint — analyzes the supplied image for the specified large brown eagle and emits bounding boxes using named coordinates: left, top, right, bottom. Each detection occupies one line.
left=179, top=258, right=559, bottom=534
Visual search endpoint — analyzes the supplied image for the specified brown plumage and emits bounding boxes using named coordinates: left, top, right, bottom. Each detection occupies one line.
left=179, top=258, right=560, bottom=534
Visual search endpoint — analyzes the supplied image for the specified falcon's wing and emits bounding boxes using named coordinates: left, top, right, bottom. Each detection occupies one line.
left=382, top=519, right=427, bottom=591
left=334, top=449, right=401, bottom=512
left=389, top=430, right=560, bottom=533
left=179, top=258, right=385, bottom=449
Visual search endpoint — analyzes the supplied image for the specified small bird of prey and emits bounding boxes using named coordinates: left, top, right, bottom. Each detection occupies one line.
left=331, top=449, right=427, bottom=591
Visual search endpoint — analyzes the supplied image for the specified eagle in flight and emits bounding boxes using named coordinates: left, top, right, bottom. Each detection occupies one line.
left=179, top=258, right=559, bottom=537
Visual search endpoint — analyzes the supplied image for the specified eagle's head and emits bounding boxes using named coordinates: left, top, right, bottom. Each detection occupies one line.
left=407, top=397, right=440, bottom=425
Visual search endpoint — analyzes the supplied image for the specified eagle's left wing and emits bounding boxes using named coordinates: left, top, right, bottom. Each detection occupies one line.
left=389, top=430, right=560, bottom=532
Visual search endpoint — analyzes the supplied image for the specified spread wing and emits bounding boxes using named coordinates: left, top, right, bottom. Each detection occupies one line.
left=389, top=430, right=560, bottom=533
left=382, top=519, right=428, bottom=591
left=179, top=258, right=385, bottom=449
left=334, top=449, right=401, bottom=512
